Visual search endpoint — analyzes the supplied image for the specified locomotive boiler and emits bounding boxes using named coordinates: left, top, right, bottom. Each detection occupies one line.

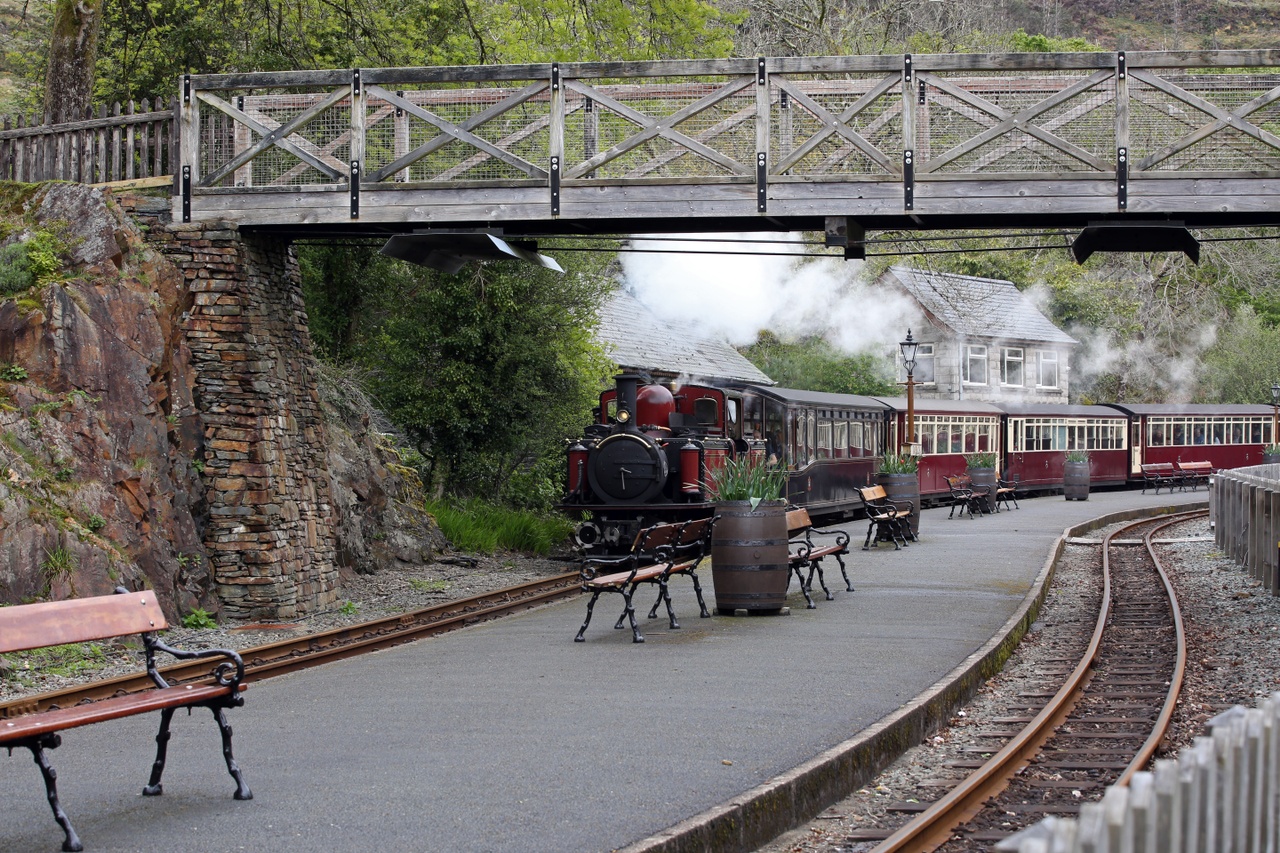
left=560, top=374, right=733, bottom=551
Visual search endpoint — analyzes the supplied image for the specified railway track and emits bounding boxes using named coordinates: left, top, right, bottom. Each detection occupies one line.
left=0, top=571, right=582, bottom=719
left=862, top=510, right=1198, bottom=852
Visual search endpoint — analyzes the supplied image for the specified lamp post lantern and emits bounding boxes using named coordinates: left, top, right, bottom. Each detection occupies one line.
left=899, top=330, right=920, bottom=452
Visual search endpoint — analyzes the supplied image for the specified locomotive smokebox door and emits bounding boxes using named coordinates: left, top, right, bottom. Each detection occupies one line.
left=587, top=433, right=670, bottom=503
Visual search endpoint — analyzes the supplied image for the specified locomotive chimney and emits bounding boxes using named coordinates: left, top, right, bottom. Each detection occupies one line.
left=614, top=373, right=642, bottom=432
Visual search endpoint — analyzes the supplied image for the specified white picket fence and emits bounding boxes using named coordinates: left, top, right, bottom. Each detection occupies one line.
left=996, top=691, right=1280, bottom=852
left=1215, top=464, right=1280, bottom=596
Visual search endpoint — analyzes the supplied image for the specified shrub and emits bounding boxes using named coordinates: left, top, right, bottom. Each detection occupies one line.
left=424, top=498, right=574, bottom=554
left=1064, top=450, right=1091, bottom=463
left=964, top=452, right=999, bottom=469
left=181, top=608, right=217, bottom=629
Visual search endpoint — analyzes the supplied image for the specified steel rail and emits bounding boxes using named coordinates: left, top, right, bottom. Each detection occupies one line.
left=868, top=509, right=1203, bottom=853
left=0, top=571, right=581, bottom=719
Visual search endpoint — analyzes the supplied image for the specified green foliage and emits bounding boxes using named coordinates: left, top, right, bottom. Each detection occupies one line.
left=424, top=498, right=575, bottom=554
left=707, top=456, right=789, bottom=506
left=740, top=331, right=895, bottom=396
left=1199, top=306, right=1280, bottom=404
left=965, top=452, right=998, bottom=469
left=339, top=601, right=359, bottom=616
left=878, top=453, right=918, bottom=474
left=0, top=363, right=28, bottom=382
left=1009, top=30, right=1103, bottom=53
left=40, top=545, right=77, bottom=592
left=1064, top=450, right=1090, bottom=463
left=300, top=243, right=613, bottom=507
left=85, top=513, right=106, bottom=533
left=1, top=643, right=105, bottom=680
left=409, top=578, right=449, bottom=593
left=181, top=608, right=217, bottom=629
left=0, top=232, right=64, bottom=295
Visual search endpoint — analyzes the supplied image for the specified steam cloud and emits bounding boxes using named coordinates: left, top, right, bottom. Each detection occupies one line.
left=619, top=233, right=918, bottom=355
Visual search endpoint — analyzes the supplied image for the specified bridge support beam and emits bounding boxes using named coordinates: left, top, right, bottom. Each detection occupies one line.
left=131, top=203, right=339, bottom=619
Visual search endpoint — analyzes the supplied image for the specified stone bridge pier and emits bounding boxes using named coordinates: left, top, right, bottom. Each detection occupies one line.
left=127, top=197, right=338, bottom=620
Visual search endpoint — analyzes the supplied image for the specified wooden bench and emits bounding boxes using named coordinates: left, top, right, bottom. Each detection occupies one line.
left=995, top=476, right=1020, bottom=511
left=1141, top=462, right=1180, bottom=494
left=857, top=486, right=914, bottom=550
left=944, top=474, right=989, bottom=519
left=574, top=517, right=714, bottom=643
left=785, top=508, right=852, bottom=609
left=1176, top=460, right=1215, bottom=491
left=1, top=588, right=252, bottom=853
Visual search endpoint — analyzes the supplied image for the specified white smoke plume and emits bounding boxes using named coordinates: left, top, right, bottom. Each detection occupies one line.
left=618, top=233, right=918, bottom=354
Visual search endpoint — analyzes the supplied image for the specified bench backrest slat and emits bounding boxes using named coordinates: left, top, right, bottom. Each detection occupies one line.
left=860, top=486, right=888, bottom=502
left=786, top=508, right=811, bottom=532
left=0, top=591, right=167, bottom=654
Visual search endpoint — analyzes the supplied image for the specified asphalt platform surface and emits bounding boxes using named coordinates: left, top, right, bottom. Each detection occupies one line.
left=1, top=488, right=1206, bottom=853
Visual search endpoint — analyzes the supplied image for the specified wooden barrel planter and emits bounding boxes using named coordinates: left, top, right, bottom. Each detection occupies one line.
left=710, top=500, right=790, bottom=614
left=875, top=472, right=921, bottom=537
left=1064, top=460, right=1090, bottom=500
left=967, top=467, right=998, bottom=514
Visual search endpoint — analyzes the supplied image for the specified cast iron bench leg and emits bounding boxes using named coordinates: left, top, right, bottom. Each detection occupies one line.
left=143, top=706, right=177, bottom=795
left=788, top=564, right=816, bottom=608
left=575, top=590, right=604, bottom=641
left=651, top=579, right=679, bottom=629
left=212, top=706, right=253, bottom=801
left=806, top=562, right=834, bottom=600
left=689, top=572, right=711, bottom=618
left=26, top=734, right=83, bottom=853
left=620, top=587, right=644, bottom=643
left=832, top=553, right=853, bottom=591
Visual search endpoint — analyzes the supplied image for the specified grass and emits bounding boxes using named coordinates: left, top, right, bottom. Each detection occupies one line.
left=424, top=498, right=574, bottom=555
left=1, top=642, right=106, bottom=682
left=409, top=578, right=449, bottom=593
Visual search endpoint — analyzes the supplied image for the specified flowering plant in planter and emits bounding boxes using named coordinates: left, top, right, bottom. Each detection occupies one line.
left=878, top=453, right=919, bottom=474
left=964, top=452, right=998, bottom=469
left=1064, top=449, right=1090, bottom=463
left=708, top=456, right=789, bottom=510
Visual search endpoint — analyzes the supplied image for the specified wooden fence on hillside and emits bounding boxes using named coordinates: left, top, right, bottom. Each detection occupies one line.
left=0, top=100, right=174, bottom=186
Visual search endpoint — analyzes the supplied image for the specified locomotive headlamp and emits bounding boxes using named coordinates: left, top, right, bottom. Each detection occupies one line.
left=616, top=409, right=631, bottom=424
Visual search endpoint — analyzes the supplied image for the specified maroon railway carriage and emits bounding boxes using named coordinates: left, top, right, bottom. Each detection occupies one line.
left=1101, top=403, right=1277, bottom=477
left=723, top=385, right=888, bottom=520
left=873, top=396, right=1005, bottom=502
left=995, top=402, right=1130, bottom=492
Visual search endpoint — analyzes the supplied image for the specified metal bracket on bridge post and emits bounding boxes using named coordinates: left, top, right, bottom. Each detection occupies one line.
left=757, top=153, right=767, bottom=213
left=1117, top=147, right=1128, bottom=211
left=903, top=150, right=914, bottom=211
left=181, top=166, right=191, bottom=223
left=550, top=156, right=560, bottom=216
left=350, top=161, right=360, bottom=218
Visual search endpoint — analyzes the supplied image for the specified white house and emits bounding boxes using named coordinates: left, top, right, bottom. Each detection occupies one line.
left=877, top=266, right=1079, bottom=404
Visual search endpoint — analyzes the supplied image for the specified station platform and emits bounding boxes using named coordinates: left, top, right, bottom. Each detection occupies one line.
left=1, top=488, right=1206, bottom=853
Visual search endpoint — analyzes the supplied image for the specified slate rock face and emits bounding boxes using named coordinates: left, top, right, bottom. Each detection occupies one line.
left=0, top=184, right=446, bottom=619
left=0, top=184, right=207, bottom=614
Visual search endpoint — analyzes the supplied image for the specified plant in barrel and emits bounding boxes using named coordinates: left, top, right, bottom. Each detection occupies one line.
left=706, top=456, right=791, bottom=614
left=1064, top=449, right=1090, bottom=500
left=963, top=452, right=999, bottom=513
left=876, top=452, right=921, bottom=536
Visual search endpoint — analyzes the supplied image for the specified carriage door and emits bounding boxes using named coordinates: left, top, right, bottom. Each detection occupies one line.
left=1130, top=419, right=1142, bottom=475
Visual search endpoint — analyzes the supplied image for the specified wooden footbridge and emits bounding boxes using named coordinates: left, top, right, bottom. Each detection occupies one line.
left=11, top=50, right=1280, bottom=246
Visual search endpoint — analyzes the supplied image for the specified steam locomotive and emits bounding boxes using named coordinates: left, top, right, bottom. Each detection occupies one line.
left=562, top=373, right=1279, bottom=552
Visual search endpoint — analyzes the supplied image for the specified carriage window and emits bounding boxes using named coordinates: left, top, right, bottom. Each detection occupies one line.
left=1000, top=347, right=1024, bottom=386
left=817, top=420, right=832, bottom=459
left=834, top=421, right=848, bottom=458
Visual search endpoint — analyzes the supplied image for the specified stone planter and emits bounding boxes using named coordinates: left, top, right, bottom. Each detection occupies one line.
left=710, top=500, right=790, bottom=614
left=967, top=467, right=998, bottom=514
left=1064, top=459, right=1090, bottom=500
left=875, top=472, right=921, bottom=537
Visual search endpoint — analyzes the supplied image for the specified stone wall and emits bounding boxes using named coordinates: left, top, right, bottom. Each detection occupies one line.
left=125, top=198, right=339, bottom=619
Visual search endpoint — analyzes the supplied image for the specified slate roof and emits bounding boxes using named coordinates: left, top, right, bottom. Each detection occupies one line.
left=594, top=289, right=774, bottom=385
left=881, top=266, right=1078, bottom=346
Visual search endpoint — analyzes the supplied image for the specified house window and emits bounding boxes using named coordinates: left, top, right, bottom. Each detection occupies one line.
left=1000, top=347, right=1024, bottom=387
left=1037, top=351, right=1059, bottom=388
left=913, top=344, right=936, bottom=384
left=963, top=344, right=988, bottom=385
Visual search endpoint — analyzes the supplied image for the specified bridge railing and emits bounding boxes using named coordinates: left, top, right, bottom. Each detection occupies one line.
left=172, top=50, right=1280, bottom=227
left=1, top=100, right=174, bottom=185
left=1214, top=464, right=1280, bottom=595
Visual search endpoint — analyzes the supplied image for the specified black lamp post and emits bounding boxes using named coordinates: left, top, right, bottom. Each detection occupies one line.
left=899, top=329, right=920, bottom=451
left=1271, top=382, right=1280, bottom=446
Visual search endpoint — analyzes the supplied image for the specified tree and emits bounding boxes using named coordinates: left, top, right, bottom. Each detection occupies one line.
left=740, top=330, right=895, bottom=395
left=43, top=0, right=103, bottom=120
left=299, top=243, right=615, bottom=508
